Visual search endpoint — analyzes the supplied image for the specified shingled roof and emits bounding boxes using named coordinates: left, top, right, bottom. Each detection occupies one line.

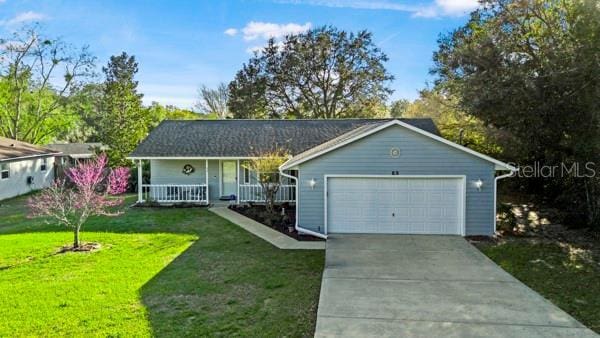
left=129, top=119, right=439, bottom=158
left=0, top=137, right=60, bottom=162
left=46, top=143, right=107, bottom=159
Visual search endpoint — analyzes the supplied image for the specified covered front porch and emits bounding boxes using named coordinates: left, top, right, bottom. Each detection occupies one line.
left=134, top=158, right=296, bottom=205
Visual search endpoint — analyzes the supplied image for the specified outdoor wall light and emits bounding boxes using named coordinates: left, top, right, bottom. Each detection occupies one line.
left=474, top=179, right=483, bottom=191
left=309, top=178, right=317, bottom=190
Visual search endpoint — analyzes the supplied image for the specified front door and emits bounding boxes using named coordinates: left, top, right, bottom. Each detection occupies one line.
left=221, top=161, right=237, bottom=197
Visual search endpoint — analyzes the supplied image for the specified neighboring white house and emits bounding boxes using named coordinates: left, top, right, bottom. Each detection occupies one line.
left=0, top=137, right=60, bottom=201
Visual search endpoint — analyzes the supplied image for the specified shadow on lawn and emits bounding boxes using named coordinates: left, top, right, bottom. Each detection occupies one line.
left=0, top=195, right=324, bottom=336
left=135, top=206, right=324, bottom=337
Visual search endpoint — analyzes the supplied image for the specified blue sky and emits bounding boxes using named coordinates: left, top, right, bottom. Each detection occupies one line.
left=0, top=0, right=477, bottom=109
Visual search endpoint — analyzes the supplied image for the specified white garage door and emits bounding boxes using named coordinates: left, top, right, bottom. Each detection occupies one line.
left=327, top=177, right=464, bottom=235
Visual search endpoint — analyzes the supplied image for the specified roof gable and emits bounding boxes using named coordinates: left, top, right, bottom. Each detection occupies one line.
left=280, top=119, right=516, bottom=171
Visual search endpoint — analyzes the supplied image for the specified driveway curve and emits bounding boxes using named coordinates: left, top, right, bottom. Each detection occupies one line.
left=315, top=235, right=597, bottom=338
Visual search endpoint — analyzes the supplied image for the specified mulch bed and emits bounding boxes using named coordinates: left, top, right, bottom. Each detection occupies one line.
left=229, top=204, right=324, bottom=241
left=57, top=242, right=102, bottom=253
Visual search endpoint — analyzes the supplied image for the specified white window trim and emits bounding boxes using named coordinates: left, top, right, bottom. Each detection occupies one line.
left=323, top=174, right=467, bottom=236
left=220, top=160, right=237, bottom=197
left=40, top=158, right=48, bottom=172
left=0, top=163, right=9, bottom=180
left=243, top=166, right=251, bottom=184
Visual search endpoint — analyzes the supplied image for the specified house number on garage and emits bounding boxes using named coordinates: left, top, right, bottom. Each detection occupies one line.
left=390, top=147, right=401, bottom=158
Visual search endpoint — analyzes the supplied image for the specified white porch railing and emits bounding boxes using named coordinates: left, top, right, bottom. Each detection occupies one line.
left=239, top=184, right=296, bottom=203
left=141, top=184, right=208, bottom=204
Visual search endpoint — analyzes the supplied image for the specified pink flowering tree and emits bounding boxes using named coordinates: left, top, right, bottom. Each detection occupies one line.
left=28, top=154, right=130, bottom=249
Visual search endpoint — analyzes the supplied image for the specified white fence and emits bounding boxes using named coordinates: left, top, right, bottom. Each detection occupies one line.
left=141, top=184, right=208, bottom=204
left=239, top=184, right=296, bottom=203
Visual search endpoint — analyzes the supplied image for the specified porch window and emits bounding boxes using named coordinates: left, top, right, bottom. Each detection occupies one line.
left=40, top=158, right=47, bottom=172
left=1, top=163, right=9, bottom=180
left=281, top=170, right=298, bottom=184
left=243, top=167, right=250, bottom=184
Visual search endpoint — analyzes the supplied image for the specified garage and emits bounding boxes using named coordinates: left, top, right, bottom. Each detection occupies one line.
left=326, top=176, right=465, bottom=235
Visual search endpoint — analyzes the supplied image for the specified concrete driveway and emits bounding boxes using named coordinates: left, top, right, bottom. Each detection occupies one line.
left=315, top=235, right=597, bottom=338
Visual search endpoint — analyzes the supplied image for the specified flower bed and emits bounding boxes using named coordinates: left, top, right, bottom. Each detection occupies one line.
left=229, top=204, right=324, bottom=241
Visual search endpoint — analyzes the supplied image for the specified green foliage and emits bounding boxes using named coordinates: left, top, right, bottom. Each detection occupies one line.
left=404, top=89, right=502, bottom=156
left=389, top=99, right=409, bottom=118
left=62, top=83, right=104, bottom=142
left=229, top=26, right=393, bottom=119
left=433, top=0, right=600, bottom=227
left=146, top=102, right=200, bottom=127
left=95, top=52, right=150, bottom=166
left=496, top=203, right=518, bottom=233
left=228, top=57, right=269, bottom=119
left=0, top=26, right=95, bottom=144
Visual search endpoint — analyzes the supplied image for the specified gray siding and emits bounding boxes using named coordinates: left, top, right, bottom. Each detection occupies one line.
left=150, top=159, right=220, bottom=200
left=297, top=125, right=496, bottom=236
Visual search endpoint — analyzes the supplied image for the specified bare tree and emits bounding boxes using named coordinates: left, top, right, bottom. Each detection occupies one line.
left=0, top=25, right=96, bottom=143
left=195, top=83, right=230, bottom=119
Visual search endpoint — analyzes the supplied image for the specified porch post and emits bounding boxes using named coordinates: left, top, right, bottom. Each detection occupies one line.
left=137, top=159, right=143, bottom=203
left=236, top=159, right=240, bottom=204
left=205, top=159, right=209, bottom=203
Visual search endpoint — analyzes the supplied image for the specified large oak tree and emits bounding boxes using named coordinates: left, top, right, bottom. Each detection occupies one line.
left=229, top=26, right=393, bottom=119
left=433, top=0, right=600, bottom=227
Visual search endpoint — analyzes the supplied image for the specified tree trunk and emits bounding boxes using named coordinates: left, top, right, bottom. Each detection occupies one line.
left=74, top=226, right=80, bottom=248
left=265, top=188, right=274, bottom=213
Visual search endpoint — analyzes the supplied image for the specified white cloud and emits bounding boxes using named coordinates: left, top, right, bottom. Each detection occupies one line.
left=224, top=28, right=238, bottom=36
left=278, top=0, right=479, bottom=18
left=435, top=0, right=479, bottom=14
left=0, top=11, right=47, bottom=26
left=241, top=21, right=312, bottom=41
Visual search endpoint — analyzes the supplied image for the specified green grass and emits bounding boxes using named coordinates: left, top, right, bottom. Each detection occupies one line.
left=0, top=195, right=324, bottom=337
left=477, top=240, right=600, bottom=333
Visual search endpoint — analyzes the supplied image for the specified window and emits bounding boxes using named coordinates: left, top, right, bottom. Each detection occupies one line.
left=243, top=167, right=250, bottom=184
left=40, top=158, right=47, bottom=172
left=281, top=170, right=298, bottom=185
left=0, top=163, right=9, bottom=180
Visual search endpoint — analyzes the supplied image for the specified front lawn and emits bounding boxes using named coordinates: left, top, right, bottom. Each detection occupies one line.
left=476, top=239, right=600, bottom=333
left=0, top=195, right=324, bottom=337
